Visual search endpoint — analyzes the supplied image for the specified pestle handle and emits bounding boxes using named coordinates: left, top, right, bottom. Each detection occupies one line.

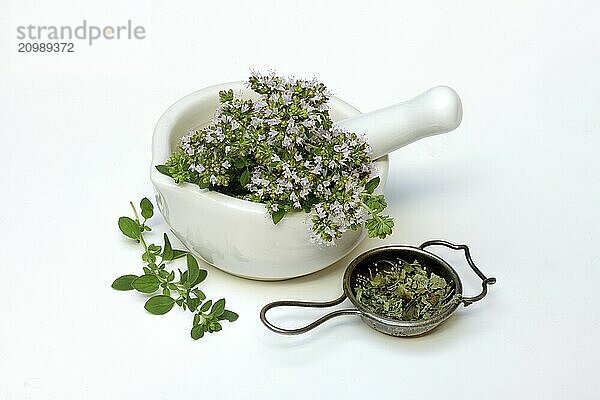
left=335, top=86, right=463, bottom=159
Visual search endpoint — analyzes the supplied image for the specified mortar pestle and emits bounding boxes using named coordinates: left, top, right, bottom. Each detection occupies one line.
left=150, top=82, right=462, bottom=280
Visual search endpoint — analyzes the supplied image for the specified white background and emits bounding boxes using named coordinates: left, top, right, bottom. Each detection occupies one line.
left=1, top=0, right=599, bottom=399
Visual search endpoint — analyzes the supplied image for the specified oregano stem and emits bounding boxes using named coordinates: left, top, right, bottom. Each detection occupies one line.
left=129, top=201, right=149, bottom=252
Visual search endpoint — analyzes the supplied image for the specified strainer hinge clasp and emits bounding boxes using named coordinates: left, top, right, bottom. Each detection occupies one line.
left=419, top=240, right=497, bottom=307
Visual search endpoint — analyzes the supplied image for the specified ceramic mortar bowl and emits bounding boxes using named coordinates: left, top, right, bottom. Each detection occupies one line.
left=151, top=82, right=389, bottom=280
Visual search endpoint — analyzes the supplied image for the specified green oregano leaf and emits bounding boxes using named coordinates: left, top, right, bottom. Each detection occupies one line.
left=118, top=217, right=141, bottom=240
left=172, top=249, right=188, bottom=260
left=147, top=244, right=161, bottom=254
left=364, top=194, right=387, bottom=213
left=144, top=295, right=175, bottom=315
left=162, top=233, right=174, bottom=261
left=155, top=165, right=172, bottom=177
left=158, top=270, right=169, bottom=279
left=200, top=300, right=212, bottom=312
left=211, top=298, right=226, bottom=317
left=187, top=296, right=202, bottom=311
left=219, top=89, right=234, bottom=102
left=192, top=269, right=207, bottom=287
left=365, top=177, right=380, bottom=194
left=167, top=270, right=175, bottom=282
left=132, top=274, right=160, bottom=293
left=218, top=310, right=239, bottom=322
left=140, top=197, right=154, bottom=219
left=192, top=288, right=206, bottom=301
left=234, top=158, right=247, bottom=169
left=141, top=251, right=156, bottom=263
left=365, top=215, right=394, bottom=239
left=272, top=208, right=285, bottom=224
left=191, top=324, right=205, bottom=340
left=186, top=254, right=200, bottom=286
left=198, top=181, right=209, bottom=189
left=208, top=322, right=222, bottom=332
left=240, top=170, right=250, bottom=186
left=111, top=275, right=138, bottom=291
left=179, top=270, right=188, bottom=284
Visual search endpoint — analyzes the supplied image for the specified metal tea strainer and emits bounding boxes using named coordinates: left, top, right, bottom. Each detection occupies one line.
left=260, top=240, right=496, bottom=337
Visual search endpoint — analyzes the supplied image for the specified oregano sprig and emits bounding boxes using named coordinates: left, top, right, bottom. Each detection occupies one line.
left=361, top=177, right=394, bottom=240
left=112, top=198, right=238, bottom=340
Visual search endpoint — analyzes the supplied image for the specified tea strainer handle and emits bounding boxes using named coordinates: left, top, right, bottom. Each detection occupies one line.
left=419, top=240, right=497, bottom=306
left=260, top=294, right=361, bottom=335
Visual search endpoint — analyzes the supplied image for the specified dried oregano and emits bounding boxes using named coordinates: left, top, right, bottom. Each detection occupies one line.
left=157, top=71, right=394, bottom=245
left=354, top=259, right=460, bottom=320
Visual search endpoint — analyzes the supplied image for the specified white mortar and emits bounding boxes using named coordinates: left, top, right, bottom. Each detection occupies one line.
left=151, top=82, right=389, bottom=280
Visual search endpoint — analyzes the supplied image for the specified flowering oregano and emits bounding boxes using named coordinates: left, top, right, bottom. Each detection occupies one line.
left=158, top=72, right=394, bottom=245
